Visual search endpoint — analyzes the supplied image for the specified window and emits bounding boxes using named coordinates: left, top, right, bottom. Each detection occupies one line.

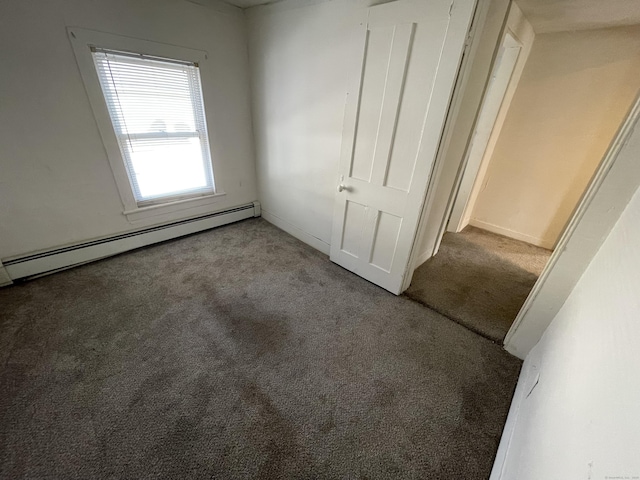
left=68, top=28, right=227, bottom=221
left=92, top=48, right=215, bottom=206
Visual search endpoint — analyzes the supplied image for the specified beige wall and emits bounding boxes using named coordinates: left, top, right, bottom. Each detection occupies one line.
left=470, top=25, right=640, bottom=249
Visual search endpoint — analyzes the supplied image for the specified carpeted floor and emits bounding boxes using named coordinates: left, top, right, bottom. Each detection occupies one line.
left=0, top=218, right=521, bottom=479
left=406, top=226, right=552, bottom=343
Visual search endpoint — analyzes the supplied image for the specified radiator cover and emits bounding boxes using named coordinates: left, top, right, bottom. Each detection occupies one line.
left=2, top=202, right=260, bottom=282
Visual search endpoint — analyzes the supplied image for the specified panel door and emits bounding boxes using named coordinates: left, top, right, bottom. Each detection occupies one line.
left=330, top=0, right=476, bottom=294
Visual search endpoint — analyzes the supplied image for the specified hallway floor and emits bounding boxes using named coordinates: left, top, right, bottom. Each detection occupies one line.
left=0, top=219, right=520, bottom=479
left=405, top=226, right=552, bottom=342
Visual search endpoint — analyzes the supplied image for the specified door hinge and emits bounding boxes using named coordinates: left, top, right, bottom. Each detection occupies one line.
left=465, top=33, right=473, bottom=48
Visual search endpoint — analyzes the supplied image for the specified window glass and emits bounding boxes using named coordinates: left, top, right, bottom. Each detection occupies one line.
left=92, top=49, right=214, bottom=205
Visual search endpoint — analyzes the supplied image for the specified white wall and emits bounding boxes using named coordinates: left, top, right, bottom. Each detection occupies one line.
left=247, top=0, right=386, bottom=254
left=470, top=25, right=640, bottom=249
left=0, top=0, right=257, bottom=259
left=493, top=182, right=640, bottom=480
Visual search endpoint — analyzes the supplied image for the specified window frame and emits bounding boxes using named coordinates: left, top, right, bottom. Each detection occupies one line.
left=68, top=28, right=226, bottom=222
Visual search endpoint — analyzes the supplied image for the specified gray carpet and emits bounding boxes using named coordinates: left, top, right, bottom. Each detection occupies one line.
left=406, top=226, right=552, bottom=343
left=0, top=218, right=521, bottom=479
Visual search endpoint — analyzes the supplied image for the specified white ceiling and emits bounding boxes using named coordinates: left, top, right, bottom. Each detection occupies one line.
left=516, top=0, right=640, bottom=33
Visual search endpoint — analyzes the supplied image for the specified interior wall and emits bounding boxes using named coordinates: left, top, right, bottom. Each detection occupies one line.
left=246, top=0, right=385, bottom=254
left=492, top=182, right=640, bottom=479
left=470, top=25, right=640, bottom=249
left=0, top=0, right=257, bottom=259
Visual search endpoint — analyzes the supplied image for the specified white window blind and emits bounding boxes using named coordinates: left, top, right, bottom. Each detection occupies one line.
left=91, top=48, right=215, bottom=205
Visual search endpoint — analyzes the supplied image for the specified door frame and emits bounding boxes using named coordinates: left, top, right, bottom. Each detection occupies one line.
left=401, top=0, right=512, bottom=291
left=447, top=32, right=522, bottom=232
left=503, top=93, right=640, bottom=358
left=447, top=31, right=522, bottom=233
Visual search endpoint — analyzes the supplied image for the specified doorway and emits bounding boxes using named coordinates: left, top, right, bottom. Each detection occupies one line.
left=406, top=0, right=640, bottom=342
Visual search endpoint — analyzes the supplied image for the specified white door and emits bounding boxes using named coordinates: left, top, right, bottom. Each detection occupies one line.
left=330, top=0, right=476, bottom=294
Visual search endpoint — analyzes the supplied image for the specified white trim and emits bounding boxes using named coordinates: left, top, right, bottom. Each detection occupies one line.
left=67, top=27, right=220, bottom=221
left=0, top=261, right=12, bottom=287
left=489, top=347, right=541, bottom=480
left=469, top=219, right=553, bottom=249
left=261, top=210, right=330, bottom=255
left=504, top=92, right=640, bottom=359
left=123, top=191, right=227, bottom=222
left=252, top=201, right=261, bottom=217
left=2, top=204, right=257, bottom=280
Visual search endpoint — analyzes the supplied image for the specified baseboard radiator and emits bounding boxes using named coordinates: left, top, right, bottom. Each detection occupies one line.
left=2, top=202, right=260, bottom=282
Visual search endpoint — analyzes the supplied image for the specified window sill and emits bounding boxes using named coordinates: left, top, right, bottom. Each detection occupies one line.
left=123, top=191, right=227, bottom=222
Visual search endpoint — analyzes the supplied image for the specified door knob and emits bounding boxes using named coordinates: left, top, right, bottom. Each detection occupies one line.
left=338, top=184, right=348, bottom=192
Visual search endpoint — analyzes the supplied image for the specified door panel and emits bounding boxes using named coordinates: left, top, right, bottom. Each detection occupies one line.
left=341, top=201, right=368, bottom=257
left=369, top=212, right=403, bottom=272
left=330, top=0, right=476, bottom=294
left=351, top=26, right=396, bottom=183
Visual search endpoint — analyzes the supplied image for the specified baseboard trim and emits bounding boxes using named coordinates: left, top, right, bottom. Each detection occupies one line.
left=2, top=203, right=259, bottom=281
left=469, top=219, right=553, bottom=249
left=414, top=250, right=432, bottom=268
left=261, top=210, right=330, bottom=255
left=489, top=349, right=540, bottom=480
